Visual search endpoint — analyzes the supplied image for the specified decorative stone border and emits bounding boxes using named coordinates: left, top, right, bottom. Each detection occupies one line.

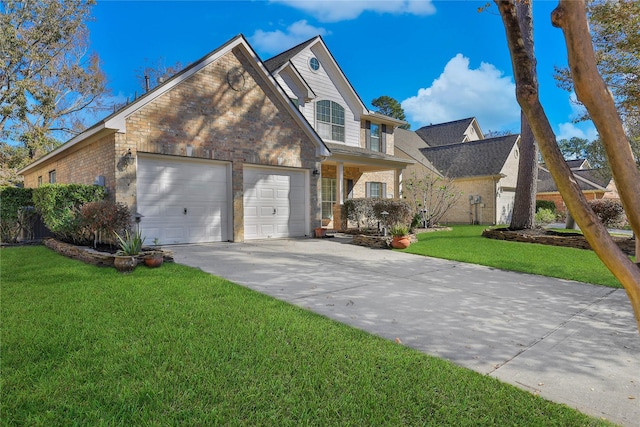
left=482, top=228, right=635, bottom=256
left=43, top=238, right=173, bottom=267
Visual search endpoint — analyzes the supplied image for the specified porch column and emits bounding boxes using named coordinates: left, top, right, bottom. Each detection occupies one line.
left=395, top=168, right=402, bottom=199
left=332, top=162, right=346, bottom=230
left=337, top=162, right=344, bottom=204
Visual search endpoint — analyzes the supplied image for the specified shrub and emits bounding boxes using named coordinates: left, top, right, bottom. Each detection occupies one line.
left=344, top=199, right=377, bottom=229
left=343, top=198, right=412, bottom=230
left=115, top=229, right=144, bottom=255
left=80, top=200, right=131, bottom=248
left=372, top=199, right=413, bottom=228
left=535, top=208, right=556, bottom=225
left=0, top=186, right=34, bottom=243
left=589, top=199, right=625, bottom=227
left=536, top=200, right=556, bottom=213
left=32, top=184, right=107, bottom=243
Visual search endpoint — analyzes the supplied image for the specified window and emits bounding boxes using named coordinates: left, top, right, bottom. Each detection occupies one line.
left=37, top=176, right=42, bottom=186
left=48, top=170, right=56, bottom=184
left=309, top=57, right=320, bottom=72
left=365, top=121, right=386, bottom=153
left=321, top=178, right=354, bottom=220
left=370, top=123, right=380, bottom=152
left=316, top=100, right=345, bottom=142
left=321, top=178, right=336, bottom=220
left=366, top=182, right=387, bottom=199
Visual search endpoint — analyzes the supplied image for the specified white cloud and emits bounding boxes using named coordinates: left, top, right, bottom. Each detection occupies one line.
left=401, top=54, right=519, bottom=132
left=555, top=93, right=598, bottom=141
left=249, top=20, right=328, bottom=55
left=556, top=122, right=599, bottom=142
left=269, top=0, right=435, bottom=22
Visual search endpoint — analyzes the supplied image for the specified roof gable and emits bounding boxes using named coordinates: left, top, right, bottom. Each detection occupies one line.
left=394, top=128, right=439, bottom=173
left=20, top=34, right=330, bottom=174
left=265, top=35, right=368, bottom=117
left=415, top=117, right=482, bottom=147
left=537, top=165, right=610, bottom=192
left=421, top=134, right=519, bottom=178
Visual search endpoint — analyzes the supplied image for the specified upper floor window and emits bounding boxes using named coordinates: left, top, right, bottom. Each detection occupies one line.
left=48, top=170, right=56, bottom=184
left=316, top=100, right=345, bottom=142
left=366, top=121, right=386, bottom=153
left=370, top=123, right=380, bottom=152
left=309, top=57, right=320, bottom=72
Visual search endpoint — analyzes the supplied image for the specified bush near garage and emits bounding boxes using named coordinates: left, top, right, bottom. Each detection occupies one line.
left=535, top=200, right=557, bottom=214
left=32, top=184, right=107, bottom=244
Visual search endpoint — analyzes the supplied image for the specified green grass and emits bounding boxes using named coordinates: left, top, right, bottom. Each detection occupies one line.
left=1, top=246, right=612, bottom=426
left=404, top=225, right=624, bottom=288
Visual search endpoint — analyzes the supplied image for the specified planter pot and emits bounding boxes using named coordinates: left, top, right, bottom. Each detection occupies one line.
left=113, top=255, right=137, bottom=273
left=143, top=253, right=164, bottom=268
left=391, top=236, right=411, bottom=249
left=314, top=227, right=326, bottom=238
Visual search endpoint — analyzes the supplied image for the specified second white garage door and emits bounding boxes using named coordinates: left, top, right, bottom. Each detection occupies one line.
left=243, top=167, right=307, bottom=240
left=137, top=155, right=231, bottom=245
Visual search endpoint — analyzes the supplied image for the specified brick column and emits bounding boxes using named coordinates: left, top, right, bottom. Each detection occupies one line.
left=332, top=203, right=346, bottom=231
left=232, top=158, right=244, bottom=242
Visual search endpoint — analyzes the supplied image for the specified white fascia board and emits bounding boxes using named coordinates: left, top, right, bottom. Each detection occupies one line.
left=362, top=111, right=407, bottom=127
left=273, top=62, right=316, bottom=102
left=242, top=42, right=330, bottom=158
left=18, top=124, right=111, bottom=175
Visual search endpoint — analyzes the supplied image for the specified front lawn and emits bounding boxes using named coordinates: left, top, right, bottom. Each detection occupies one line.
left=405, top=225, right=623, bottom=288
left=1, top=246, right=612, bottom=426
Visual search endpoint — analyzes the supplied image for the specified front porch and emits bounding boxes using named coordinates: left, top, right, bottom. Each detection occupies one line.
left=319, top=143, right=414, bottom=230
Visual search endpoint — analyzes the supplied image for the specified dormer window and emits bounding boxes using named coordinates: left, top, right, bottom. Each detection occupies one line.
left=316, top=100, right=345, bottom=142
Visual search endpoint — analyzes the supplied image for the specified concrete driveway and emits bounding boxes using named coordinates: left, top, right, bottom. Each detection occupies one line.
left=171, top=235, right=639, bottom=426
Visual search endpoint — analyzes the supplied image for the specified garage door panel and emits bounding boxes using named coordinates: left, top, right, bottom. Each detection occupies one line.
left=138, top=156, right=229, bottom=244
left=244, top=167, right=307, bottom=240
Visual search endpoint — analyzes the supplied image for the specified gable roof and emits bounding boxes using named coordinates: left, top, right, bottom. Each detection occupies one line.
left=415, top=117, right=480, bottom=147
left=537, top=166, right=609, bottom=193
left=566, top=158, right=590, bottom=170
left=420, top=134, right=519, bottom=178
left=264, top=36, right=406, bottom=128
left=263, top=37, right=317, bottom=73
left=20, top=34, right=330, bottom=174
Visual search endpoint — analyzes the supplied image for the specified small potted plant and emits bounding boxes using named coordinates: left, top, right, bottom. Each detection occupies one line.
left=389, top=223, right=411, bottom=249
left=113, top=229, right=144, bottom=273
left=143, top=237, right=164, bottom=268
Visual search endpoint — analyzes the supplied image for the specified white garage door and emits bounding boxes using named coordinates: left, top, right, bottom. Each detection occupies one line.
left=137, top=155, right=230, bottom=244
left=243, top=167, right=307, bottom=240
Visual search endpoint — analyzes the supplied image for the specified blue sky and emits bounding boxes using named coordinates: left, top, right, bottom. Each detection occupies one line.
left=88, top=0, right=598, bottom=141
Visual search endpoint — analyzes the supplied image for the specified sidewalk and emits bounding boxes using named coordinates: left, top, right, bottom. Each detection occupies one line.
left=171, top=236, right=639, bottom=426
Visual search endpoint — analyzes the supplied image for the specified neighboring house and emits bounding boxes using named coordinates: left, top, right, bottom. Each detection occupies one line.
left=395, top=118, right=521, bottom=225
left=18, top=34, right=411, bottom=243
left=536, top=160, right=615, bottom=214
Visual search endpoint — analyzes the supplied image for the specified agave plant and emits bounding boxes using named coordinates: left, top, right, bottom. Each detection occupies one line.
left=114, top=230, right=145, bottom=256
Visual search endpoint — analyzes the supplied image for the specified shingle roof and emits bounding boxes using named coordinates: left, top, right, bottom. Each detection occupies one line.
left=394, top=128, right=439, bottom=173
left=263, top=36, right=318, bottom=72
left=414, top=117, right=476, bottom=147
left=324, top=142, right=414, bottom=164
left=420, top=134, right=519, bottom=178
left=566, top=159, right=589, bottom=169
left=537, top=166, right=610, bottom=192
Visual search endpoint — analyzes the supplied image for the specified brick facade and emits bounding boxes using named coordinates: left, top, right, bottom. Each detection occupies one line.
left=21, top=42, right=322, bottom=242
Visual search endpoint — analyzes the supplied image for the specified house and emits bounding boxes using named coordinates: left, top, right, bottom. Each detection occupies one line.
left=395, top=118, right=521, bottom=225
left=18, top=34, right=411, bottom=244
left=264, top=36, right=412, bottom=228
left=536, top=160, right=616, bottom=214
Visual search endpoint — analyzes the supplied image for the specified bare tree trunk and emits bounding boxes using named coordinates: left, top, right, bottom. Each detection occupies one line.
left=496, top=0, right=640, bottom=331
left=510, top=1, right=538, bottom=230
left=511, top=112, right=538, bottom=229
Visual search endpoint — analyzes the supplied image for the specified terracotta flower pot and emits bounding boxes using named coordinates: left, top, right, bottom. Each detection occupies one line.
left=391, top=236, right=411, bottom=249
left=314, top=227, right=326, bottom=238
left=113, top=255, right=137, bottom=273
left=143, top=253, right=164, bottom=268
